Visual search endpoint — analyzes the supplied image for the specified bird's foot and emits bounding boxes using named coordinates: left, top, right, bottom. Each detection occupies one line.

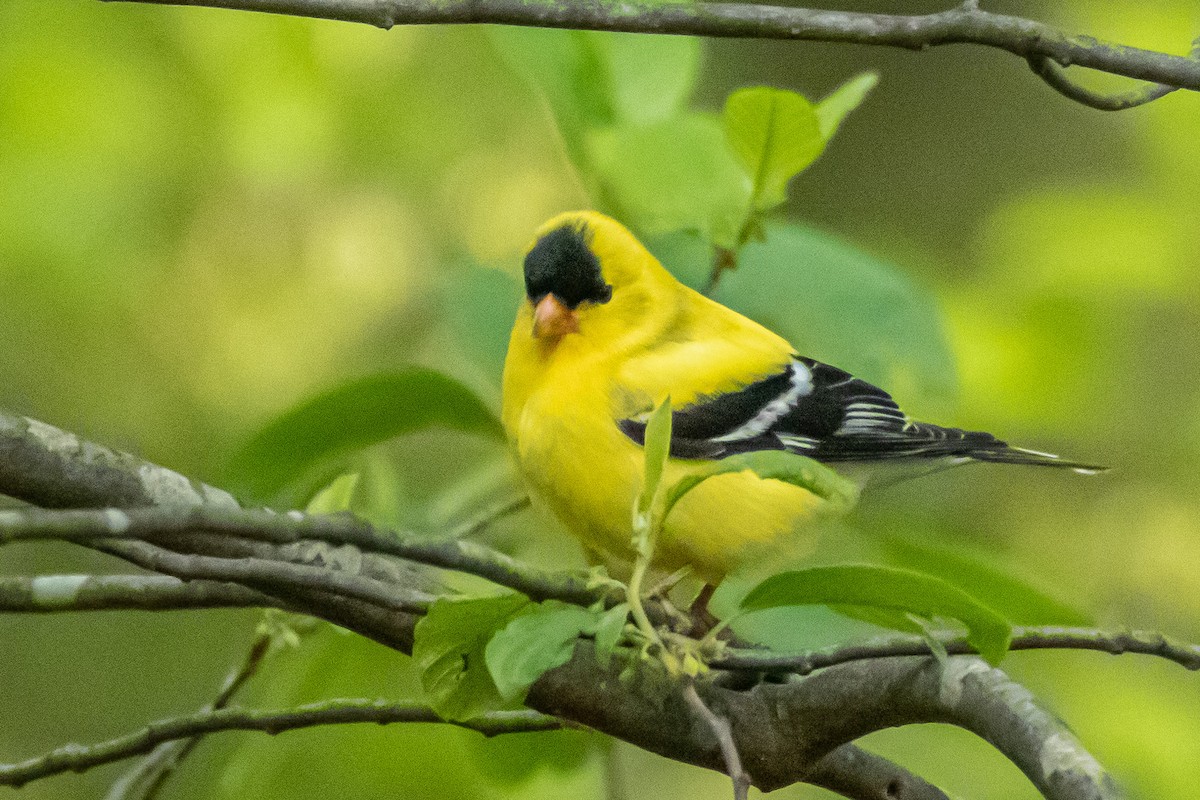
left=687, top=583, right=725, bottom=639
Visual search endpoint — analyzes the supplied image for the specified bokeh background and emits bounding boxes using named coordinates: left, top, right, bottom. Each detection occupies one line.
left=1, top=0, right=1198, bottom=797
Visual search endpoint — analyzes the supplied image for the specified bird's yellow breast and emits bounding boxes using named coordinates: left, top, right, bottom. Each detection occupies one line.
left=501, top=297, right=825, bottom=583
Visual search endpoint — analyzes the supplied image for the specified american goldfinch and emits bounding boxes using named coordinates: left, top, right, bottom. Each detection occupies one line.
left=501, top=210, right=1102, bottom=585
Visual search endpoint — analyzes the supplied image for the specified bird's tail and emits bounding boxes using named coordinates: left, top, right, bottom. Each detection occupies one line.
left=969, top=445, right=1108, bottom=475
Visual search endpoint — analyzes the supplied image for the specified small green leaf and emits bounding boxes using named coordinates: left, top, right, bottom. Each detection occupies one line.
left=831, top=604, right=926, bottom=637
left=740, top=564, right=1013, bottom=665
left=226, top=369, right=504, bottom=503
left=664, top=449, right=858, bottom=523
left=304, top=473, right=359, bottom=515
left=602, top=33, right=700, bottom=126
left=413, top=594, right=531, bottom=721
left=637, top=396, right=674, bottom=518
left=723, top=87, right=825, bottom=211
left=586, top=114, right=749, bottom=247
left=467, top=729, right=597, bottom=787
left=593, top=602, right=631, bottom=668
left=487, top=28, right=698, bottom=159
left=908, top=613, right=951, bottom=666
left=880, top=535, right=1093, bottom=627
left=816, top=72, right=879, bottom=140
left=487, top=28, right=612, bottom=158
left=484, top=601, right=597, bottom=700
left=347, top=451, right=409, bottom=530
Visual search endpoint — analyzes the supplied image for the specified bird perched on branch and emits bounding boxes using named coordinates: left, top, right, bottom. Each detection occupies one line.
left=501, top=210, right=1103, bottom=586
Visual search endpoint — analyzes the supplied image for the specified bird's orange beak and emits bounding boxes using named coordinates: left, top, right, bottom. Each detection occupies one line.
left=532, top=294, right=579, bottom=339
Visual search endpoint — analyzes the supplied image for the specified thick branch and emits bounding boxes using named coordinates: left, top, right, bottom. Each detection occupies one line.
left=0, top=574, right=279, bottom=613
left=0, top=504, right=610, bottom=606
left=0, top=699, right=560, bottom=787
left=0, top=412, right=1104, bottom=798
left=91, top=536, right=430, bottom=613
left=806, top=745, right=950, bottom=800
left=0, top=412, right=240, bottom=512
left=100, top=0, right=1200, bottom=96
left=528, top=644, right=1119, bottom=799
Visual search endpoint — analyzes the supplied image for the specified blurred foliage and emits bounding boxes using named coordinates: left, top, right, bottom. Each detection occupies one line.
left=226, top=368, right=503, bottom=504
left=1, top=0, right=1199, bottom=799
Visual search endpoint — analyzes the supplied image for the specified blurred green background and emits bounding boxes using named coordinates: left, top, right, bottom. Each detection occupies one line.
left=1, top=0, right=1198, bottom=797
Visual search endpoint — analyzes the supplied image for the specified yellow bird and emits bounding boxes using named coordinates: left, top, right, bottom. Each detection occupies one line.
left=502, top=211, right=1101, bottom=588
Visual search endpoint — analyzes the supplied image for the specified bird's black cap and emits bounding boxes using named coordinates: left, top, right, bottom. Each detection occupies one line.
left=524, top=224, right=613, bottom=309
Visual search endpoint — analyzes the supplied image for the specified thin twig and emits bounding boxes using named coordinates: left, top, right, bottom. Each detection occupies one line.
left=0, top=506, right=609, bottom=607
left=1028, top=38, right=1200, bottom=111
left=107, top=632, right=273, bottom=800
left=99, top=0, right=1200, bottom=100
left=446, top=493, right=531, bottom=539
left=0, top=700, right=561, bottom=788
left=681, top=681, right=750, bottom=800
left=933, top=659, right=1120, bottom=799
left=95, top=537, right=432, bottom=614
left=711, top=626, right=1200, bottom=673
left=1028, top=55, right=1178, bottom=110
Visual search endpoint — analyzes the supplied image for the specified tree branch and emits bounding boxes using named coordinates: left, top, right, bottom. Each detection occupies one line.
left=527, top=643, right=1118, bottom=800
left=712, top=627, right=1200, bottom=674
left=99, top=0, right=1200, bottom=101
left=0, top=504, right=610, bottom=607
left=93, top=536, right=431, bottom=613
left=933, top=660, right=1119, bottom=800
left=0, top=574, right=280, bottom=613
left=0, top=699, right=561, bottom=788
left=1027, top=37, right=1200, bottom=111
left=0, top=411, right=1113, bottom=798
left=107, top=632, right=273, bottom=800
left=806, top=745, right=950, bottom=800
left=682, top=680, right=751, bottom=800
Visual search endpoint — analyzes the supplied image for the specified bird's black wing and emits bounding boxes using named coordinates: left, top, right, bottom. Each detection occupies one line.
left=617, top=356, right=1009, bottom=463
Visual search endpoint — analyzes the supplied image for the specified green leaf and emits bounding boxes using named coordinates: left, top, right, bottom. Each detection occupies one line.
left=226, top=369, right=504, bottom=503
left=304, top=473, right=359, bottom=515
left=687, top=222, right=956, bottom=402
left=637, top=396, right=674, bottom=518
left=346, top=451, right=409, bottom=530
left=602, top=33, right=700, bottom=126
left=586, top=114, right=749, bottom=247
left=816, top=72, right=879, bottom=141
left=468, top=729, right=597, bottom=787
left=484, top=600, right=597, bottom=701
left=664, top=449, right=859, bottom=523
left=412, top=594, right=531, bottom=721
left=831, top=604, right=926, bottom=637
left=740, top=564, right=1013, bottom=665
left=593, top=602, right=631, bottom=668
left=723, top=87, right=825, bottom=211
left=444, top=262, right=524, bottom=380
left=880, top=536, right=1093, bottom=627
left=487, top=28, right=698, bottom=158
left=487, top=28, right=611, bottom=155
